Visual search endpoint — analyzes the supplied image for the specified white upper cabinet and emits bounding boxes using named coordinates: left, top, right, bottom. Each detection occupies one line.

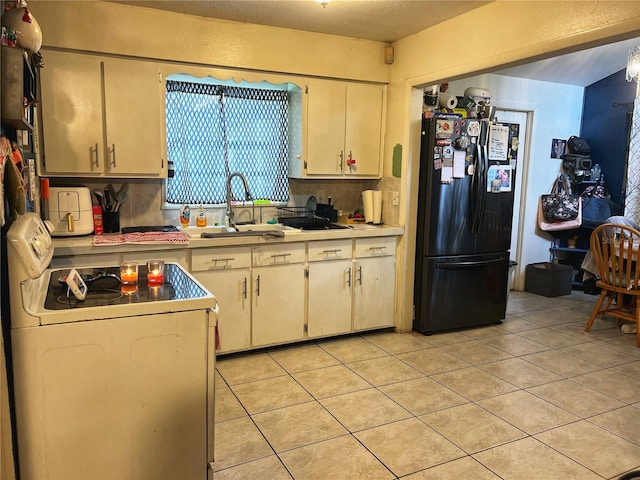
left=40, top=50, right=165, bottom=177
left=292, top=79, right=384, bottom=179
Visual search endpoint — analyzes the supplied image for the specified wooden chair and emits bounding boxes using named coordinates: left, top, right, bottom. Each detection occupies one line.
left=585, top=223, right=640, bottom=347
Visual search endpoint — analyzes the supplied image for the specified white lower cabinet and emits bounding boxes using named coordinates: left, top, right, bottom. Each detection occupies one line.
left=307, top=239, right=353, bottom=337
left=191, top=247, right=251, bottom=354
left=353, top=237, right=396, bottom=330
left=192, top=243, right=306, bottom=352
left=252, top=243, right=306, bottom=346
left=190, top=236, right=395, bottom=352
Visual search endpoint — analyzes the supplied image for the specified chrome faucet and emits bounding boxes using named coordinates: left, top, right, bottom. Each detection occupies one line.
left=225, top=172, right=253, bottom=229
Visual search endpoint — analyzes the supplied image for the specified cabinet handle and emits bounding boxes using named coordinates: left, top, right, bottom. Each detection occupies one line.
left=242, top=277, right=247, bottom=300
left=255, top=274, right=261, bottom=297
left=109, top=144, right=116, bottom=168
left=347, top=267, right=352, bottom=287
left=339, top=150, right=344, bottom=172
left=270, top=253, right=291, bottom=262
left=91, top=143, right=99, bottom=168
left=368, top=246, right=387, bottom=254
left=322, top=249, right=342, bottom=256
left=357, top=265, right=362, bottom=285
left=211, top=257, right=235, bottom=265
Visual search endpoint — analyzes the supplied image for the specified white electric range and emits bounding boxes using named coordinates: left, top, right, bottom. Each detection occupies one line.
left=7, top=213, right=218, bottom=480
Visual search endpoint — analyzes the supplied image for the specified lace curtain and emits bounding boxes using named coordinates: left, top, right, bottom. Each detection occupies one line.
left=625, top=88, right=640, bottom=223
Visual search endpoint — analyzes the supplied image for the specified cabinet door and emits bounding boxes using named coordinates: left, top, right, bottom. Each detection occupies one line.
left=40, top=51, right=103, bottom=174
left=195, top=269, right=251, bottom=353
left=103, top=59, right=164, bottom=176
left=306, top=80, right=346, bottom=175
left=308, top=259, right=352, bottom=337
left=344, top=83, right=383, bottom=177
left=353, top=256, right=395, bottom=330
left=40, top=51, right=164, bottom=177
left=252, top=263, right=305, bottom=346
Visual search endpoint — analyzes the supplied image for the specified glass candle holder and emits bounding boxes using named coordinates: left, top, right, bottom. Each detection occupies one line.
left=146, top=260, right=165, bottom=286
left=121, top=284, right=139, bottom=303
left=148, top=285, right=162, bottom=300
left=121, top=283, right=138, bottom=295
left=120, top=262, right=138, bottom=285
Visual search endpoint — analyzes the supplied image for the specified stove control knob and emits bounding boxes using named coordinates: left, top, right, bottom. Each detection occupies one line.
left=38, top=232, right=52, bottom=250
left=31, top=239, right=46, bottom=257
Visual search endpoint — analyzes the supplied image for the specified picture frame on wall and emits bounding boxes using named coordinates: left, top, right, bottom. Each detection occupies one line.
left=551, top=138, right=566, bottom=159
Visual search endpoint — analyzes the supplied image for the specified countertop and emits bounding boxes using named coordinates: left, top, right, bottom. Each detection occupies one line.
left=52, top=224, right=404, bottom=257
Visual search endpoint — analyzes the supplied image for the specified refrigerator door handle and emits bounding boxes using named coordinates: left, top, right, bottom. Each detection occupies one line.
left=477, top=143, right=488, bottom=227
left=470, top=145, right=484, bottom=233
left=436, top=258, right=504, bottom=269
left=471, top=122, right=490, bottom=233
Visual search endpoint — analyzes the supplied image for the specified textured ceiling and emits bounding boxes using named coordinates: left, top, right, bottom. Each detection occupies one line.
left=107, top=0, right=638, bottom=86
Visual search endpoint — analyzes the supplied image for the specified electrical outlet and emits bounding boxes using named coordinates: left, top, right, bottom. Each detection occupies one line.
left=392, top=191, right=400, bottom=206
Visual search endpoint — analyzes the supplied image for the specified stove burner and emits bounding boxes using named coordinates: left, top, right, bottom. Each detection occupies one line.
left=57, top=289, right=124, bottom=308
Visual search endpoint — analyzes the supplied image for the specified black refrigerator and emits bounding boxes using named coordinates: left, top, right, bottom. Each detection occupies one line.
left=414, top=114, right=520, bottom=334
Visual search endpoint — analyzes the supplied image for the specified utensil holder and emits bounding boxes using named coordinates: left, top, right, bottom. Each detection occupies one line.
left=103, top=210, right=120, bottom=233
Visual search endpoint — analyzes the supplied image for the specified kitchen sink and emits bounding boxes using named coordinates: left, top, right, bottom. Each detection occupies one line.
left=235, top=223, right=297, bottom=232
left=180, top=224, right=301, bottom=238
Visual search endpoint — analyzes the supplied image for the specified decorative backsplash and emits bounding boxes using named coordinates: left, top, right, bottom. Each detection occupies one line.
left=47, top=176, right=400, bottom=229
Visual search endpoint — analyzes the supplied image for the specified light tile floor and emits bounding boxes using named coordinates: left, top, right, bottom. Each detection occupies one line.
left=213, top=291, right=640, bottom=479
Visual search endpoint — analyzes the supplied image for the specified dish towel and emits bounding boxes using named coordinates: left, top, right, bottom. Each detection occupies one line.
left=93, top=232, right=190, bottom=246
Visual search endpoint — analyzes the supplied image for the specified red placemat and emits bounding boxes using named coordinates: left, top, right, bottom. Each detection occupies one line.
left=93, top=231, right=190, bottom=246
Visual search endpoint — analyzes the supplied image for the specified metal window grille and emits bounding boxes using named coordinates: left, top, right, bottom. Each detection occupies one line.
left=165, top=80, right=290, bottom=205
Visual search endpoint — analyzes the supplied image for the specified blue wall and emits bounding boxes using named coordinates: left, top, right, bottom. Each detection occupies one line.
left=581, top=70, right=636, bottom=207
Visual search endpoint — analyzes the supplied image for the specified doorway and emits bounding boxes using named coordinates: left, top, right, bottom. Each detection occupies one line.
left=495, top=109, right=532, bottom=291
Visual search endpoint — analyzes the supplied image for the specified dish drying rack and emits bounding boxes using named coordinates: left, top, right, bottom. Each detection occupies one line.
left=277, top=206, right=323, bottom=220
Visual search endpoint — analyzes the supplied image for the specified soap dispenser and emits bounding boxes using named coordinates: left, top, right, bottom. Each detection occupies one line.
left=196, top=204, right=207, bottom=227
left=179, top=204, right=191, bottom=228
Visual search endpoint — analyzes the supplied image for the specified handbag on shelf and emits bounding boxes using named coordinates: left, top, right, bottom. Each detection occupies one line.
left=541, top=175, right=580, bottom=222
left=580, top=177, right=612, bottom=228
left=538, top=196, right=582, bottom=231
left=538, top=175, right=582, bottom=232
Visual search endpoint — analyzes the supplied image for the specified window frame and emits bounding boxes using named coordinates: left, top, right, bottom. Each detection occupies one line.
left=159, top=67, right=304, bottom=210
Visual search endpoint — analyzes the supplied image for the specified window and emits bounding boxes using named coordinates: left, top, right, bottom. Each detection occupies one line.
left=165, top=77, right=291, bottom=205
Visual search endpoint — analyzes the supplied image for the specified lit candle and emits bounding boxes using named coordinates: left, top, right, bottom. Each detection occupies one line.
left=147, top=260, right=165, bottom=286
left=120, top=262, right=138, bottom=285
left=121, top=283, right=138, bottom=295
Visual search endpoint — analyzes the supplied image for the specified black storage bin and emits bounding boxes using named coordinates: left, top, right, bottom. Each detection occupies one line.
left=525, top=262, right=573, bottom=297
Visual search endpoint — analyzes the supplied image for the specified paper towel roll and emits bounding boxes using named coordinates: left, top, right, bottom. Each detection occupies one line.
left=373, top=190, right=382, bottom=225
left=362, top=190, right=374, bottom=223
left=438, top=92, right=458, bottom=109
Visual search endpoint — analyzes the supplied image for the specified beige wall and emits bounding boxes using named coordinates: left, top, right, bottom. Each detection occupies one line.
left=29, top=1, right=389, bottom=83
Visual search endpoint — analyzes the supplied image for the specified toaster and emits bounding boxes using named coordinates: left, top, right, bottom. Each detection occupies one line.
left=48, top=187, right=94, bottom=236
